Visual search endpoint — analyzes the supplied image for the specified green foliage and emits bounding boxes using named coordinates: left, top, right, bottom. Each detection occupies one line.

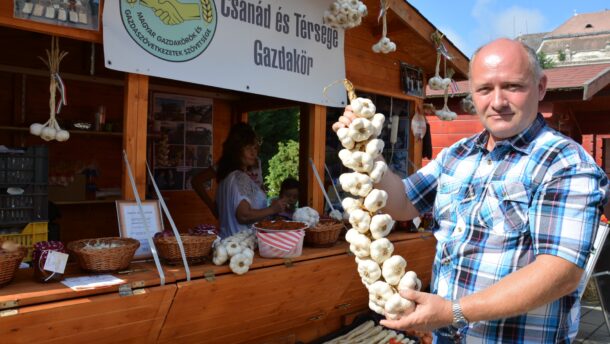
left=557, top=49, right=566, bottom=62
left=265, top=140, right=299, bottom=197
left=249, top=107, right=300, bottom=179
left=537, top=51, right=556, bottom=69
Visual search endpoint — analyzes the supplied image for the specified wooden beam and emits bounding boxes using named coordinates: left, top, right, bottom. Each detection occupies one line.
left=583, top=68, right=610, bottom=100
left=122, top=73, right=149, bottom=200
left=388, top=0, right=470, bottom=78
left=300, top=104, right=327, bottom=213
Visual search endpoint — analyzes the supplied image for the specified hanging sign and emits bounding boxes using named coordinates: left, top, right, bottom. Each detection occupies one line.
left=103, top=0, right=347, bottom=107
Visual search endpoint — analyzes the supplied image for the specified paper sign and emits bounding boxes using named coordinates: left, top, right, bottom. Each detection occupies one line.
left=61, top=275, right=125, bottom=291
left=43, top=251, right=69, bottom=274
left=116, top=200, right=163, bottom=259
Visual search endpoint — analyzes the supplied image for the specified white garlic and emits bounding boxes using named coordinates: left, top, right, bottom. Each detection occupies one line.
left=349, top=232, right=371, bottom=258
left=428, top=76, right=444, bottom=90
left=369, top=160, right=388, bottom=183
left=348, top=118, right=374, bottom=142
left=385, top=293, right=415, bottom=320
left=342, top=197, right=363, bottom=216
left=350, top=97, right=376, bottom=118
left=370, top=214, right=394, bottom=239
left=382, top=255, right=407, bottom=286
left=371, top=113, right=386, bottom=136
left=364, top=189, right=388, bottom=213
left=369, top=300, right=385, bottom=315
left=357, top=258, right=382, bottom=284
left=365, top=139, right=385, bottom=158
left=370, top=238, right=394, bottom=264
left=224, top=239, right=243, bottom=257
left=369, top=280, right=394, bottom=308
left=29, top=123, right=44, bottom=136
left=229, top=253, right=251, bottom=275
left=349, top=208, right=371, bottom=233
left=398, top=271, right=422, bottom=291
left=55, top=129, right=70, bottom=142
left=212, top=244, right=228, bottom=265
left=345, top=228, right=361, bottom=244
left=40, top=127, right=57, bottom=141
left=337, top=127, right=355, bottom=149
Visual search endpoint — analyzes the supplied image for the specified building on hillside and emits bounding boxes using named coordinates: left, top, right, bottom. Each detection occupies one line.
left=518, top=9, right=610, bottom=66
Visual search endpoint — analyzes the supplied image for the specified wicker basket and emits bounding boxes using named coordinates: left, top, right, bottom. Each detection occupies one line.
left=154, top=234, right=216, bottom=265
left=0, top=241, right=27, bottom=287
left=68, top=237, right=140, bottom=273
left=305, top=219, right=344, bottom=247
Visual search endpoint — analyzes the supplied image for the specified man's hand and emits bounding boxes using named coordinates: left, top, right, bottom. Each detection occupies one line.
left=269, top=198, right=287, bottom=214
left=380, top=289, right=453, bottom=332
left=331, top=105, right=357, bottom=132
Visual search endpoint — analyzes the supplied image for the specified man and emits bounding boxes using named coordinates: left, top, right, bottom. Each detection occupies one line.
left=333, top=38, right=608, bottom=343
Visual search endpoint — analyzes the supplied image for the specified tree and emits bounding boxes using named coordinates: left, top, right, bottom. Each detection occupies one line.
left=557, top=49, right=566, bottom=62
left=537, top=51, right=556, bottom=69
left=249, top=107, right=299, bottom=178
left=265, top=140, right=299, bottom=197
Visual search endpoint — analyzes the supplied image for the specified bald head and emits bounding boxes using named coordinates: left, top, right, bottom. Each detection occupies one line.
left=469, top=38, right=543, bottom=83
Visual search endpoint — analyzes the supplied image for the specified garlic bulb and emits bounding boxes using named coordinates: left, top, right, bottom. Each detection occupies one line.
left=349, top=232, right=372, bottom=258
left=293, top=206, right=320, bottom=228
left=369, top=280, right=394, bottom=308
left=224, top=239, right=243, bottom=257
left=398, top=271, right=422, bottom=291
left=369, top=161, right=388, bottom=183
left=358, top=259, right=382, bottom=284
left=349, top=208, right=372, bottom=233
left=382, top=255, right=407, bottom=286
left=55, top=129, right=70, bottom=142
left=370, top=238, right=394, bottom=264
left=350, top=97, right=376, bottom=118
left=323, top=0, right=367, bottom=29
left=40, top=126, right=57, bottom=141
left=370, top=214, right=394, bottom=239
left=229, top=253, right=250, bottom=275
left=364, top=189, right=388, bottom=213
left=428, top=76, right=444, bottom=90
left=212, top=243, right=229, bottom=265
left=30, top=123, right=44, bottom=136
left=342, top=197, right=363, bottom=216
left=349, top=118, right=374, bottom=142
left=370, top=113, right=386, bottom=136
left=385, top=293, right=415, bottom=320
left=337, top=127, right=355, bottom=149
left=365, top=139, right=385, bottom=158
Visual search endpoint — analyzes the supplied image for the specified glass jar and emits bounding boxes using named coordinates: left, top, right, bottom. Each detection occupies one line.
left=32, top=241, right=67, bottom=283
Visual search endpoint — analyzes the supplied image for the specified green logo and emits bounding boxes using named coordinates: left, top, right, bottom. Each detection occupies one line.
left=120, top=0, right=217, bottom=62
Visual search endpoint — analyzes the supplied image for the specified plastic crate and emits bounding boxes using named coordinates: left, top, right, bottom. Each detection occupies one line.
left=0, top=146, right=48, bottom=186
left=0, top=146, right=48, bottom=224
left=0, top=222, right=48, bottom=262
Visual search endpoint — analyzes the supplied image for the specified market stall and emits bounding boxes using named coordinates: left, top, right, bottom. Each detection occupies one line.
left=0, top=1, right=468, bottom=343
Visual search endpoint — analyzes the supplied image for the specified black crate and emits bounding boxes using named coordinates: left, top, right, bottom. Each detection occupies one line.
left=0, top=146, right=48, bottom=186
left=0, top=146, right=48, bottom=225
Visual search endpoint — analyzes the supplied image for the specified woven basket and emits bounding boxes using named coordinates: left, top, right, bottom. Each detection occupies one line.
left=68, top=237, right=140, bottom=273
left=154, top=234, right=216, bottom=265
left=0, top=241, right=27, bottom=287
left=305, top=219, right=344, bottom=247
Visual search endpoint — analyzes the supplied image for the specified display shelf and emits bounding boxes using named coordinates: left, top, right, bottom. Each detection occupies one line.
left=52, top=199, right=118, bottom=206
left=0, top=126, right=123, bottom=137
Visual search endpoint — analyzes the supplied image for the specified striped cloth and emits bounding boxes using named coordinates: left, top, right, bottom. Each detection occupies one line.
left=404, top=114, right=608, bottom=343
left=256, top=230, right=304, bottom=255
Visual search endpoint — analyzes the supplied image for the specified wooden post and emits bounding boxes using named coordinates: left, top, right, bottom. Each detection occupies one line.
left=300, top=104, right=327, bottom=213
left=122, top=73, right=149, bottom=200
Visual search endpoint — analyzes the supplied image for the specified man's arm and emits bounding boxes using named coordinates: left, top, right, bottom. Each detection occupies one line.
left=374, top=164, right=419, bottom=221
left=380, top=254, right=583, bottom=331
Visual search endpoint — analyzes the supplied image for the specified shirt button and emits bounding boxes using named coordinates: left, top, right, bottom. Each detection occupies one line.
left=487, top=159, right=492, bottom=165
left=456, top=226, right=464, bottom=233
left=441, top=257, right=451, bottom=265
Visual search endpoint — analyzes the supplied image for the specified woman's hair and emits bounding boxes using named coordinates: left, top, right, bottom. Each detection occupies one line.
left=216, top=122, right=258, bottom=181
left=279, top=177, right=299, bottom=196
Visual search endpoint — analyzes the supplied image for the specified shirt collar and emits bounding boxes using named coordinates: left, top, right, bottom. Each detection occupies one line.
left=469, top=114, right=546, bottom=155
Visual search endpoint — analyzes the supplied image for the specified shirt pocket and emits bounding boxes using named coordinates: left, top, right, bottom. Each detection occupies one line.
left=478, top=181, right=530, bottom=235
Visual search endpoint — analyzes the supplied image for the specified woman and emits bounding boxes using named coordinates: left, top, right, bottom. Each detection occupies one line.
left=214, top=123, right=286, bottom=238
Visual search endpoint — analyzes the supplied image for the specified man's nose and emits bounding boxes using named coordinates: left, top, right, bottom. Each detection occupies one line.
left=491, top=89, right=508, bottom=110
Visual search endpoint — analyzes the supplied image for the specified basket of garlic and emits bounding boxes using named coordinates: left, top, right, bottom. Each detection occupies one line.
left=305, top=219, right=344, bottom=247
left=68, top=237, right=140, bottom=273
left=0, top=240, right=27, bottom=287
left=336, top=80, right=422, bottom=320
left=153, top=228, right=217, bottom=265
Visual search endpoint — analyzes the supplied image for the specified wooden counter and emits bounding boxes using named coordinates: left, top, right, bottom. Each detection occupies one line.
left=0, top=232, right=436, bottom=343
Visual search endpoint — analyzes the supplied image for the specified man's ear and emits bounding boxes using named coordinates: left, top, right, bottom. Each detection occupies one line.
left=538, top=74, right=548, bottom=101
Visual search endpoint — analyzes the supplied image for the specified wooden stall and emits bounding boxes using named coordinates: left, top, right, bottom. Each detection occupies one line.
left=0, top=0, right=468, bottom=342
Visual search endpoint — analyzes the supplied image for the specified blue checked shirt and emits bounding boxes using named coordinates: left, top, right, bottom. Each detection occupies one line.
left=404, top=115, right=608, bottom=343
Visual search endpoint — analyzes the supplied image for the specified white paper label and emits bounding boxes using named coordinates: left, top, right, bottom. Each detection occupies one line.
left=43, top=251, right=69, bottom=274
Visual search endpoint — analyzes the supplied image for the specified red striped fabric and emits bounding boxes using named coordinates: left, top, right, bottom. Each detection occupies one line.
left=256, top=230, right=304, bottom=252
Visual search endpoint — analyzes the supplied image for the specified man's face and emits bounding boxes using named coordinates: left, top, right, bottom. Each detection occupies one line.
left=470, top=40, right=547, bottom=142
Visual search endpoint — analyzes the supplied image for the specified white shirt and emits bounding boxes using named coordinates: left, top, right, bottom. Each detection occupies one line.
left=216, top=170, right=267, bottom=238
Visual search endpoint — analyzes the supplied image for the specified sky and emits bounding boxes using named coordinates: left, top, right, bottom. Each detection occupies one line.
left=407, top=0, right=610, bottom=57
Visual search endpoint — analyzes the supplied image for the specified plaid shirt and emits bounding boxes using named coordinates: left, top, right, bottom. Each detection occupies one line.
left=404, top=115, right=608, bottom=343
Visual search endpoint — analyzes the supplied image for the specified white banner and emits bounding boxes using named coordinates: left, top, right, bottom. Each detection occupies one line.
left=103, top=0, right=346, bottom=107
